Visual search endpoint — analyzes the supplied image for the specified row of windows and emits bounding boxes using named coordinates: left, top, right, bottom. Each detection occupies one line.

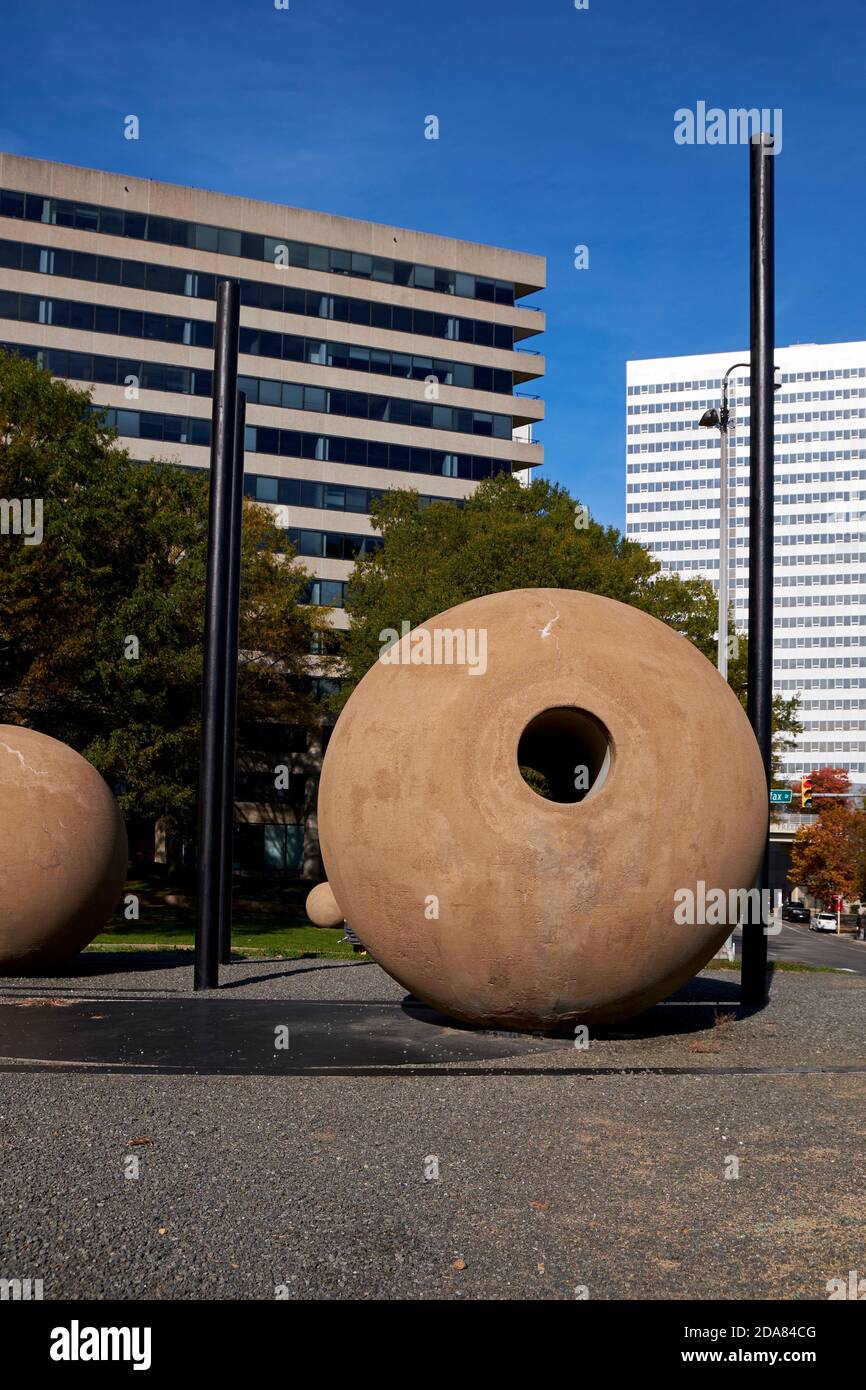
left=659, top=550, right=865, bottom=571
left=783, top=767, right=866, bottom=778
left=629, top=378, right=736, bottom=395
left=628, top=409, right=866, bottom=434
left=774, top=574, right=866, bottom=587
left=628, top=434, right=866, bottom=455
left=774, top=617, right=866, bottom=628
left=241, top=471, right=460, bottom=515
left=775, top=636, right=866, bottom=648
left=628, top=438, right=719, bottom=454
left=0, top=286, right=214, bottom=345
left=299, top=579, right=348, bottom=608
left=775, top=409, right=866, bottom=426
left=628, top=450, right=866, bottom=473
left=800, top=720, right=866, bottom=731
left=776, top=657, right=865, bottom=668
left=628, top=501, right=866, bottom=527
left=3, top=342, right=513, bottom=438
left=0, top=284, right=513, bottom=392
left=775, top=594, right=866, bottom=606
left=627, top=368, right=866, bottom=395
left=791, top=742, right=866, bottom=753
left=627, top=389, right=866, bottom=415
left=642, top=532, right=866, bottom=549
left=631, top=515, right=866, bottom=534
left=634, top=511, right=866, bottom=534
left=628, top=482, right=866, bottom=504
left=103, top=406, right=513, bottom=482
left=661, top=544, right=856, bottom=561
left=778, top=679, right=866, bottom=690
left=0, top=236, right=520, bottom=350
left=800, top=700, right=866, bottom=710
left=0, top=188, right=522, bottom=305
left=286, top=527, right=382, bottom=562
left=628, top=478, right=719, bottom=493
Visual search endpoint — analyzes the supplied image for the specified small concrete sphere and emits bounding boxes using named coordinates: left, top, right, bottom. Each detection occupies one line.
left=306, top=881, right=345, bottom=928
left=318, top=589, right=767, bottom=1032
left=0, top=726, right=128, bottom=972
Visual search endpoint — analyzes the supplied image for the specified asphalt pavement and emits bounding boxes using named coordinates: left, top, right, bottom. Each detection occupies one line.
left=738, top=916, right=866, bottom=974
left=0, top=953, right=863, bottom=1300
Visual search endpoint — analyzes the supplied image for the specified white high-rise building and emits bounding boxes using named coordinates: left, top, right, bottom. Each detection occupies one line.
left=626, top=341, right=866, bottom=788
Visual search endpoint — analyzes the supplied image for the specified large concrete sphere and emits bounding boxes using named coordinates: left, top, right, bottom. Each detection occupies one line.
left=318, top=589, right=766, bottom=1031
left=0, top=726, right=128, bottom=972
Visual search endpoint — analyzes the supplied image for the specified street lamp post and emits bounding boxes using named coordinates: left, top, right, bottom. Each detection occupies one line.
left=699, top=363, right=782, bottom=680
left=699, top=362, right=750, bottom=680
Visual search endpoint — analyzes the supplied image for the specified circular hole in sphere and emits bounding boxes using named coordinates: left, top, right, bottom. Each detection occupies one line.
left=517, top=706, right=611, bottom=804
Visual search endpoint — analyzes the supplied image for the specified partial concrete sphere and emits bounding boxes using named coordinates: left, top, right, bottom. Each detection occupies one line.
left=318, top=589, right=767, bottom=1031
left=306, top=881, right=345, bottom=928
left=0, top=726, right=128, bottom=972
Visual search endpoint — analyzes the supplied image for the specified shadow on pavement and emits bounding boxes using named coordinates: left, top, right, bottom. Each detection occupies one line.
left=401, top=971, right=765, bottom=1041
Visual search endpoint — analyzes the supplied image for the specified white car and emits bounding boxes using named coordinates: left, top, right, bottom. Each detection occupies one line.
left=811, top=912, right=838, bottom=933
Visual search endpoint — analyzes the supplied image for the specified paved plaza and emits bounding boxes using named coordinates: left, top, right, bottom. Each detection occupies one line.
left=0, top=953, right=863, bottom=1300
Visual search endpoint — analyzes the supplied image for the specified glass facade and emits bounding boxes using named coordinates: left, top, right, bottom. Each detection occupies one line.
left=240, top=471, right=462, bottom=515
left=1, top=341, right=513, bottom=438
left=626, top=349, right=866, bottom=783
left=96, top=403, right=513, bottom=481
left=0, top=189, right=518, bottom=305
left=0, top=281, right=513, bottom=390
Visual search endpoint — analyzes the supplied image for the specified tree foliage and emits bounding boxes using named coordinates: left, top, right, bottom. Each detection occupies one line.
left=336, top=474, right=724, bottom=704
left=789, top=800, right=866, bottom=907
left=792, top=765, right=851, bottom=801
left=0, top=350, right=332, bottom=832
left=335, top=473, right=802, bottom=770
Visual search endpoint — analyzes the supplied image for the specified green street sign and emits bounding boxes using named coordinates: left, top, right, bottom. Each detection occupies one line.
left=770, top=788, right=793, bottom=804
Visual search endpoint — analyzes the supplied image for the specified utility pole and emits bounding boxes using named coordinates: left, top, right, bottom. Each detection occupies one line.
left=741, top=134, right=776, bottom=1008
left=195, top=280, right=241, bottom=991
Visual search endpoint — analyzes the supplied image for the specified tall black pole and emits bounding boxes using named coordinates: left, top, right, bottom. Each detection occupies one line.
left=194, top=280, right=240, bottom=990
left=218, top=392, right=246, bottom=966
left=742, top=135, right=775, bottom=1007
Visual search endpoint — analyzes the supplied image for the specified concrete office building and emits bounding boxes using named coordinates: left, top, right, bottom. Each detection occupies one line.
left=626, top=342, right=866, bottom=789
left=0, top=152, right=545, bottom=867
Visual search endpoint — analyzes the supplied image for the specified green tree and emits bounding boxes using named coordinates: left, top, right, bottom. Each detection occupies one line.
left=0, top=349, right=333, bottom=838
left=335, top=471, right=801, bottom=773
left=336, top=473, right=724, bottom=705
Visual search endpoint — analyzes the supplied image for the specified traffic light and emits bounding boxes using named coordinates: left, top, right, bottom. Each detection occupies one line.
left=801, top=775, right=813, bottom=810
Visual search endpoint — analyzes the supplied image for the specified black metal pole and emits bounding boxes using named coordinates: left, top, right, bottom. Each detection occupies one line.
left=194, top=280, right=240, bottom=990
left=742, top=135, right=775, bottom=1007
left=218, top=392, right=246, bottom=966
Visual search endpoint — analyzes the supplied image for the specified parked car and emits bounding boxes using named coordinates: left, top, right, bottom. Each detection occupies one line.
left=782, top=901, right=810, bottom=924
left=811, top=912, right=838, bottom=933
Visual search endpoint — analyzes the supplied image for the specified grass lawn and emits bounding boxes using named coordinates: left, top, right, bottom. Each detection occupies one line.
left=90, top=881, right=355, bottom=959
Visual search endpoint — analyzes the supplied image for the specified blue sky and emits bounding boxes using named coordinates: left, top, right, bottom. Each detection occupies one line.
left=1, top=0, right=864, bottom=528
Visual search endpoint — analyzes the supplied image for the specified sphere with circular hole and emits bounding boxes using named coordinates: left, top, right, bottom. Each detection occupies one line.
left=318, top=589, right=767, bottom=1032
left=0, top=726, right=128, bottom=972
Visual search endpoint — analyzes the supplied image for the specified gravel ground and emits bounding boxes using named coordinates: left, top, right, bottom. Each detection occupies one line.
left=0, top=958, right=864, bottom=1300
